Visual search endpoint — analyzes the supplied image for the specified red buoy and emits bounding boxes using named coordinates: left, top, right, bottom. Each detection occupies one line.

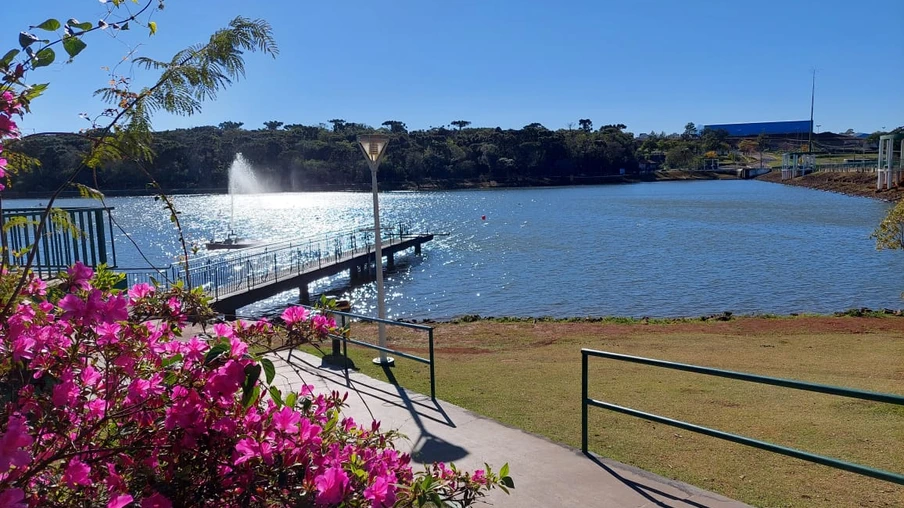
left=481, top=215, right=486, bottom=220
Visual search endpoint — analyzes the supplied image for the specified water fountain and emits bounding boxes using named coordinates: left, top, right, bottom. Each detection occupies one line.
left=205, top=153, right=268, bottom=250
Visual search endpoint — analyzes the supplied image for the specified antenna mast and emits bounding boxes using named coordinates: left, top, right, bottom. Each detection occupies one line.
left=808, top=70, right=816, bottom=153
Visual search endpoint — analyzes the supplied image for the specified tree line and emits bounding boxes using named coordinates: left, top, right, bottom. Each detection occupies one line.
left=5, top=120, right=896, bottom=194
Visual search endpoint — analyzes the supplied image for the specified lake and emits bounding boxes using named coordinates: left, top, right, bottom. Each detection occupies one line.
left=12, top=180, right=903, bottom=319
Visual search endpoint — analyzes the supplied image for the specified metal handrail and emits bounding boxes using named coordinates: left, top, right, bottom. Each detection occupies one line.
left=122, top=222, right=418, bottom=297
left=581, top=349, right=904, bottom=486
left=304, top=305, right=436, bottom=400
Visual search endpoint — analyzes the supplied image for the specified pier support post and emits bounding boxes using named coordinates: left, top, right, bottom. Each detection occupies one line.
left=387, top=252, right=395, bottom=269
left=299, top=283, right=310, bottom=305
left=415, top=242, right=422, bottom=255
left=223, top=309, right=237, bottom=321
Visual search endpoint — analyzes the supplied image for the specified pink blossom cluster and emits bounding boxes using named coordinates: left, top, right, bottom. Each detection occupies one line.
left=0, top=90, right=20, bottom=190
left=0, top=264, right=508, bottom=507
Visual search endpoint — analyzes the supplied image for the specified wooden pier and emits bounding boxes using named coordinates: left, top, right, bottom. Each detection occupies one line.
left=125, top=224, right=433, bottom=316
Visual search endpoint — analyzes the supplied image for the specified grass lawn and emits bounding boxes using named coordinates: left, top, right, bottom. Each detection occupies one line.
left=302, top=316, right=904, bottom=507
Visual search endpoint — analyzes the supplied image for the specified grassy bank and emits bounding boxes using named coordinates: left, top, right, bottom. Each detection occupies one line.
left=303, top=316, right=904, bottom=507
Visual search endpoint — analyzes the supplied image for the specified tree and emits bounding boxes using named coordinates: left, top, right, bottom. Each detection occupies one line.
left=219, top=121, right=244, bottom=130
left=263, top=120, right=283, bottom=130
left=578, top=119, right=593, bottom=132
left=844, top=128, right=856, bottom=136
left=328, top=119, right=346, bottom=132
left=682, top=122, right=698, bottom=140
left=382, top=120, right=407, bottom=134
left=738, top=139, right=758, bottom=155
left=701, top=128, right=729, bottom=152
left=873, top=200, right=904, bottom=250
left=451, top=120, right=471, bottom=131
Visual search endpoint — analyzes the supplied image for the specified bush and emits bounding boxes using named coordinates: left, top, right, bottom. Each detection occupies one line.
left=0, top=264, right=511, bottom=507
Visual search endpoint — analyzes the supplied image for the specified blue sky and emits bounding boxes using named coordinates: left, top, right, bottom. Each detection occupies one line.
left=7, top=0, right=904, bottom=136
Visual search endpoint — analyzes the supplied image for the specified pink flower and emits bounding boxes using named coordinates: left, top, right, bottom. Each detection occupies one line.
left=229, top=336, right=248, bottom=357
left=62, top=458, right=91, bottom=487
left=212, top=322, right=234, bottom=339
left=81, top=365, right=102, bottom=388
left=314, top=466, right=349, bottom=505
left=0, top=114, right=18, bottom=138
left=11, top=335, right=35, bottom=362
left=125, top=373, right=163, bottom=406
left=86, top=399, right=107, bottom=421
left=94, top=322, right=122, bottom=345
left=281, top=306, right=308, bottom=325
left=52, top=370, right=79, bottom=408
left=312, top=314, right=335, bottom=335
left=364, top=475, right=396, bottom=508
left=67, top=262, right=94, bottom=291
left=0, top=415, right=33, bottom=474
left=0, top=488, right=25, bottom=508
left=472, top=469, right=487, bottom=485
left=102, top=295, right=129, bottom=323
left=108, top=494, right=133, bottom=508
left=127, top=282, right=154, bottom=300
left=203, top=360, right=245, bottom=403
left=272, top=406, right=301, bottom=434
left=183, top=336, right=208, bottom=363
left=140, top=492, right=172, bottom=508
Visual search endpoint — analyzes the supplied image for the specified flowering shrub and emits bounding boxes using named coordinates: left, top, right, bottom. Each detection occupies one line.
left=0, top=264, right=511, bottom=506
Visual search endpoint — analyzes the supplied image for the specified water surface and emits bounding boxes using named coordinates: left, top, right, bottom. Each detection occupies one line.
left=13, top=180, right=902, bottom=319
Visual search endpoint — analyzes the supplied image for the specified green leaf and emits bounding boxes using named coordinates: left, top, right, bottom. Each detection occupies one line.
left=501, top=476, right=515, bottom=489
left=285, top=392, right=297, bottom=408
left=0, top=49, right=20, bottom=68
left=73, top=183, right=105, bottom=200
left=204, top=342, right=229, bottom=365
left=66, top=19, right=93, bottom=32
left=261, top=358, right=275, bottom=384
left=162, top=353, right=183, bottom=368
left=22, top=83, right=48, bottom=101
left=148, top=21, right=157, bottom=36
left=499, top=463, right=509, bottom=478
left=33, top=19, right=61, bottom=31
left=268, top=386, right=283, bottom=406
left=18, top=32, right=39, bottom=48
left=242, top=385, right=261, bottom=409
left=241, top=364, right=262, bottom=408
left=62, top=36, right=87, bottom=59
left=33, top=48, right=55, bottom=68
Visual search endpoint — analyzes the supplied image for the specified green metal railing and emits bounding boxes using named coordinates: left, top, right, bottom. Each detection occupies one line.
left=1, top=207, right=116, bottom=277
left=302, top=305, right=436, bottom=400
left=581, top=349, right=904, bottom=485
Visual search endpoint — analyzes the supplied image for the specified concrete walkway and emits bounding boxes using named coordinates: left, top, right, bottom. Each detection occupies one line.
left=268, top=350, right=751, bottom=508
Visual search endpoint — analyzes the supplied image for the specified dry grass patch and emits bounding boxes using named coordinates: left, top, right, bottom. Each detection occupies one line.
left=303, top=316, right=904, bottom=507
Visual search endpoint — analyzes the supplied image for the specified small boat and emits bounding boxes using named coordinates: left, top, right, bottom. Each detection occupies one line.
left=205, top=231, right=258, bottom=250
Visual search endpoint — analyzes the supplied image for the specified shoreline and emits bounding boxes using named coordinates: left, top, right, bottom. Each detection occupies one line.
left=756, top=170, right=904, bottom=202
left=1, top=170, right=734, bottom=199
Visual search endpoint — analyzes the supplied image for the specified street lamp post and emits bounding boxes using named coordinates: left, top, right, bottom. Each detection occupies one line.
left=357, top=134, right=393, bottom=366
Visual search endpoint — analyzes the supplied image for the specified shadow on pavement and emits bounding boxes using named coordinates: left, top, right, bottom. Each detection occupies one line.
left=381, top=364, right=468, bottom=465
left=586, top=453, right=710, bottom=508
left=279, top=351, right=467, bottom=464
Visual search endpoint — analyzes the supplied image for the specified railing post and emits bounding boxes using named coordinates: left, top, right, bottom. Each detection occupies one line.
left=429, top=328, right=436, bottom=401
left=582, top=350, right=588, bottom=454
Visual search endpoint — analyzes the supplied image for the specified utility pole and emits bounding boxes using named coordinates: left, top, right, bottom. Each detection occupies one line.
left=808, top=69, right=816, bottom=153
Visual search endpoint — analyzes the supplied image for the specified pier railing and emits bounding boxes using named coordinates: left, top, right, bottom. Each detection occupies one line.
left=302, top=305, right=436, bottom=400
left=581, top=349, right=904, bottom=486
left=1, top=207, right=116, bottom=278
left=123, top=222, right=415, bottom=298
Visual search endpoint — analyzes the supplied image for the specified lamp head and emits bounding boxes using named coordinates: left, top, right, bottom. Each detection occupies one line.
left=358, top=134, right=390, bottom=167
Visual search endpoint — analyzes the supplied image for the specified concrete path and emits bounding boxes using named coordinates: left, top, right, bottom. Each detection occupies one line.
left=268, top=350, right=751, bottom=508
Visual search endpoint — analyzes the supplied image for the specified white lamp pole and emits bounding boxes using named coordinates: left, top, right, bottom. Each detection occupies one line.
left=357, top=134, right=393, bottom=366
